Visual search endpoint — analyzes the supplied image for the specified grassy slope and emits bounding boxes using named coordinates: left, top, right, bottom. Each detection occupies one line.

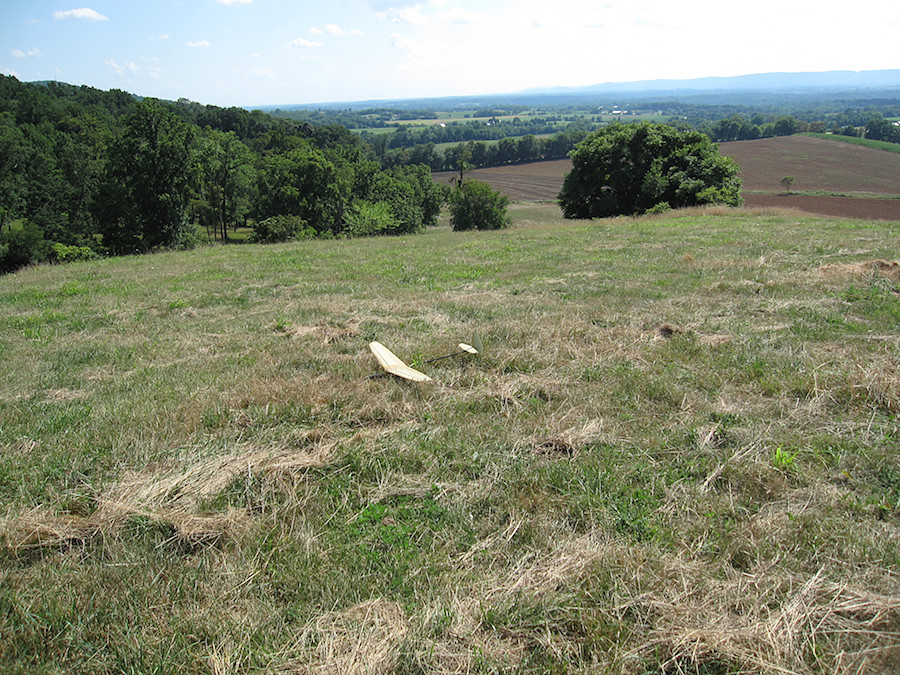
left=1, top=205, right=899, bottom=673
left=802, top=132, right=900, bottom=155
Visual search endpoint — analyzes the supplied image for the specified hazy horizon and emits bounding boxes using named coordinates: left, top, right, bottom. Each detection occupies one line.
left=3, top=1, right=898, bottom=108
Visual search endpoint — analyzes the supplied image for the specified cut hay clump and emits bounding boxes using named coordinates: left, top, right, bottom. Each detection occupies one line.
left=0, top=438, right=336, bottom=554
left=847, top=357, right=900, bottom=415
left=817, top=259, right=900, bottom=283
left=279, top=598, right=408, bottom=674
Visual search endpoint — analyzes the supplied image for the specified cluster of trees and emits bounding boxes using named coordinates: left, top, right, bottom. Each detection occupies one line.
left=380, top=126, right=592, bottom=172
left=267, top=106, right=441, bottom=128
left=361, top=116, right=567, bottom=154
left=699, top=112, right=900, bottom=143
left=0, top=76, right=448, bottom=273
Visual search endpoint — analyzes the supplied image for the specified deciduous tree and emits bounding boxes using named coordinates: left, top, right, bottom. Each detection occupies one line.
left=558, top=122, right=742, bottom=219
left=97, top=100, right=197, bottom=254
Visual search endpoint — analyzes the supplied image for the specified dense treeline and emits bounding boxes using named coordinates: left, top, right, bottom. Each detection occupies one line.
left=386, top=111, right=900, bottom=173
left=0, top=76, right=446, bottom=273
left=268, top=107, right=441, bottom=127
left=364, top=116, right=565, bottom=149
left=379, top=126, right=593, bottom=172
left=697, top=112, right=900, bottom=143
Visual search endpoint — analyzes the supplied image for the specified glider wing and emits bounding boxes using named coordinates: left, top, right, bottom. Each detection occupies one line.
left=369, top=341, right=432, bottom=382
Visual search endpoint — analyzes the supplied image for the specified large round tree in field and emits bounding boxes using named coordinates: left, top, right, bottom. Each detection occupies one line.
left=558, top=122, right=742, bottom=219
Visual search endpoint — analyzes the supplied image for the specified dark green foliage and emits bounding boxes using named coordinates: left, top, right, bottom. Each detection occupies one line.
left=865, top=116, right=900, bottom=143
left=248, top=215, right=310, bottom=243
left=96, top=100, right=197, bottom=254
left=0, top=75, right=450, bottom=272
left=0, top=220, right=49, bottom=273
left=558, top=122, right=743, bottom=219
left=194, top=128, right=255, bottom=242
left=449, top=179, right=510, bottom=231
left=346, top=200, right=400, bottom=236
left=388, top=163, right=449, bottom=227
left=253, top=146, right=348, bottom=236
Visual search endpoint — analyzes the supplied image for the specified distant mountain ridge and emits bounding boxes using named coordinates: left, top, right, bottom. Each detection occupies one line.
left=523, top=70, right=900, bottom=95
left=262, top=69, right=900, bottom=111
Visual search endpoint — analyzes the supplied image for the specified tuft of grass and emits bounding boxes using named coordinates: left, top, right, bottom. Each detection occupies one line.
left=1, top=206, right=899, bottom=673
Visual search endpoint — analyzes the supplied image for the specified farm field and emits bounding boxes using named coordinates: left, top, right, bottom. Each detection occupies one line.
left=433, top=135, right=900, bottom=220
left=1, top=206, right=898, bottom=673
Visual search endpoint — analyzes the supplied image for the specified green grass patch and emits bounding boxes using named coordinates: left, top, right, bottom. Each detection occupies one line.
left=802, top=131, right=900, bottom=154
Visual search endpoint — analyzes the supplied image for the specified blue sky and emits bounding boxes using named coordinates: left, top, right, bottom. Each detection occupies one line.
left=2, top=1, right=897, bottom=107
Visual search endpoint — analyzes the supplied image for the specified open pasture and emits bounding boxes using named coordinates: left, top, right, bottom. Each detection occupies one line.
left=1, top=206, right=899, bottom=672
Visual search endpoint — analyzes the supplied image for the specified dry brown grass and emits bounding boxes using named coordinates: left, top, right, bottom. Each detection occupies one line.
left=278, top=598, right=409, bottom=674
left=1, top=438, right=336, bottom=552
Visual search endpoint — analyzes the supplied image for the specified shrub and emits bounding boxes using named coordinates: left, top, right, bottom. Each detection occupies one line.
left=0, top=220, right=49, bottom=273
left=49, top=243, right=100, bottom=264
left=249, top=215, right=311, bottom=244
left=449, top=179, right=510, bottom=231
left=346, top=200, right=399, bottom=237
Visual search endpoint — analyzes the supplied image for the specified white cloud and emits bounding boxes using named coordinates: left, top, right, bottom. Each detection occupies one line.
left=380, top=6, right=428, bottom=25
left=215, top=0, right=253, bottom=4
left=234, top=66, right=275, bottom=79
left=105, top=59, right=138, bottom=77
left=289, top=38, right=323, bottom=48
left=2, top=67, right=22, bottom=78
left=323, top=24, right=363, bottom=36
left=435, top=6, right=484, bottom=25
left=187, top=40, right=212, bottom=48
left=390, top=33, right=415, bottom=50
left=53, top=8, right=109, bottom=21
left=11, top=48, right=41, bottom=58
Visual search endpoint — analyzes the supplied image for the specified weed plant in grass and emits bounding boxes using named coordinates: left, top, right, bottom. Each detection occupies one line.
left=1, top=205, right=899, bottom=673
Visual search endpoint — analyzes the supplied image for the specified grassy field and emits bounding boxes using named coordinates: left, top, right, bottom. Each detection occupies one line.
left=2, top=205, right=899, bottom=673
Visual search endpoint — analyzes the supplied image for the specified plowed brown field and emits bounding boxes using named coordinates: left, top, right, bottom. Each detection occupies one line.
left=432, top=136, right=900, bottom=220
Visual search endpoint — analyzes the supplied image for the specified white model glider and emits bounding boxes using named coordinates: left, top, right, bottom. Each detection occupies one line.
left=369, top=341, right=432, bottom=382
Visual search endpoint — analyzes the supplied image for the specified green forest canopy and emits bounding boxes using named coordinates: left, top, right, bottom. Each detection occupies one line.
left=0, top=76, right=447, bottom=272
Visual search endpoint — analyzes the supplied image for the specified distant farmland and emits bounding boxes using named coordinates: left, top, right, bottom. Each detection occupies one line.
left=433, top=135, right=900, bottom=220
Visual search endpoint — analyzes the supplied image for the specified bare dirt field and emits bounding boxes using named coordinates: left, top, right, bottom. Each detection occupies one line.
left=433, top=159, right=573, bottom=202
left=433, top=136, right=900, bottom=220
left=742, top=193, right=900, bottom=220
left=720, top=135, right=900, bottom=195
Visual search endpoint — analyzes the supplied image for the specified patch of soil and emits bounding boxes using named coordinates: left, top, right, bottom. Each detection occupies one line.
left=743, top=194, right=900, bottom=221
left=719, top=136, right=900, bottom=195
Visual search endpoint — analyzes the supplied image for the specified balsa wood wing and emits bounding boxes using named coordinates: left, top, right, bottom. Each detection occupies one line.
left=369, top=341, right=432, bottom=382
